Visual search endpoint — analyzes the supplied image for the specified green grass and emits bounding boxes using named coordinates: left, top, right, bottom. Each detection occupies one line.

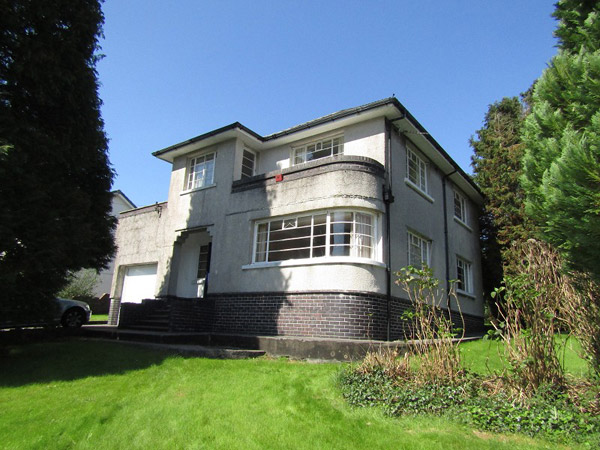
left=459, top=335, right=589, bottom=377
left=0, top=340, right=573, bottom=449
left=90, top=314, right=108, bottom=322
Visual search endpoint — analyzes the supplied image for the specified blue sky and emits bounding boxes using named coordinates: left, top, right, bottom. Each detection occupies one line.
left=98, top=0, right=558, bottom=207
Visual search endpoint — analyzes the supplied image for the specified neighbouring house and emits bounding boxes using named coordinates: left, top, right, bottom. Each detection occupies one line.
left=108, top=98, right=484, bottom=340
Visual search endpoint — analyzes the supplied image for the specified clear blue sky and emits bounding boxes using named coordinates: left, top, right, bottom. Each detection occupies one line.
left=98, top=0, right=558, bottom=208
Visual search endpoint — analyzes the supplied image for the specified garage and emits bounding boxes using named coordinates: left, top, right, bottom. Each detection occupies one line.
left=120, top=264, right=158, bottom=303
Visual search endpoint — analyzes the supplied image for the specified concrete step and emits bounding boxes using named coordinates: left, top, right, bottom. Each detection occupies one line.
left=125, top=324, right=170, bottom=332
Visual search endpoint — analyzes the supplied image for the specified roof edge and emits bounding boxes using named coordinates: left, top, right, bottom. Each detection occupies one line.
left=152, top=122, right=264, bottom=158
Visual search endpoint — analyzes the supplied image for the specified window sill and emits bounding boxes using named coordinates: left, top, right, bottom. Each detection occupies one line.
left=242, top=257, right=386, bottom=270
left=456, top=289, right=476, bottom=299
left=453, top=216, right=473, bottom=232
left=404, top=178, right=434, bottom=203
left=180, top=184, right=216, bottom=196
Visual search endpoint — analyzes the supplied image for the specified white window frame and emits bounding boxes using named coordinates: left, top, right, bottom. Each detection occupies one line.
left=456, top=256, right=473, bottom=295
left=251, top=209, right=380, bottom=265
left=186, top=152, right=216, bottom=191
left=292, top=135, right=343, bottom=166
left=406, top=148, right=428, bottom=194
left=454, top=190, right=467, bottom=224
left=407, top=231, right=431, bottom=269
left=241, top=148, right=257, bottom=179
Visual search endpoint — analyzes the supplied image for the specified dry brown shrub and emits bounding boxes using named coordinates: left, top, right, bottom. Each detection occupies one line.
left=491, top=239, right=567, bottom=394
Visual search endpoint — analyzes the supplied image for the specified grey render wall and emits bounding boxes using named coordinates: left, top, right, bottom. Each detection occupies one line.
left=150, top=120, right=389, bottom=298
left=387, top=128, right=483, bottom=317
left=110, top=112, right=484, bottom=329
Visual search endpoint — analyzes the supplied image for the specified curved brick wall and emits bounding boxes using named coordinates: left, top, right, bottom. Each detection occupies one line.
left=209, top=291, right=484, bottom=340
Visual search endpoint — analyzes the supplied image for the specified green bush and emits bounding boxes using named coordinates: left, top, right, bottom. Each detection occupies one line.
left=56, top=269, right=99, bottom=302
left=338, top=367, right=600, bottom=445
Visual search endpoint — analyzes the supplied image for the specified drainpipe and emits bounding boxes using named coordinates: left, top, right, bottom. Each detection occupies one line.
left=442, top=169, right=457, bottom=312
left=384, top=119, right=396, bottom=341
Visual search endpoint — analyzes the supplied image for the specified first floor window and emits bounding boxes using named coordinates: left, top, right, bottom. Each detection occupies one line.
left=187, top=152, right=215, bottom=190
left=241, top=149, right=256, bottom=179
left=456, top=256, right=473, bottom=294
left=293, top=136, right=342, bottom=165
left=254, top=210, right=377, bottom=263
left=407, top=148, right=428, bottom=193
left=407, top=231, right=431, bottom=269
left=454, top=191, right=467, bottom=224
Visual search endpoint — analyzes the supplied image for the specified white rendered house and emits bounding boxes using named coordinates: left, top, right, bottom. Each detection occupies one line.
left=108, top=98, right=484, bottom=339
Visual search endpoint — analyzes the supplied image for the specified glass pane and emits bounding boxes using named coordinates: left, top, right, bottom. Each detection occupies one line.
left=294, top=149, right=305, bottom=165
left=331, top=244, right=350, bottom=256
left=255, top=223, right=268, bottom=262
left=297, top=216, right=311, bottom=228
left=312, top=246, right=326, bottom=257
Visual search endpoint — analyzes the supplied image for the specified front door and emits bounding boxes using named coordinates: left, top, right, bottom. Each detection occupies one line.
left=196, top=242, right=212, bottom=298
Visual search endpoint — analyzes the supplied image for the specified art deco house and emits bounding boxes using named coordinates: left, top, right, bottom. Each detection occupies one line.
left=108, top=98, right=484, bottom=340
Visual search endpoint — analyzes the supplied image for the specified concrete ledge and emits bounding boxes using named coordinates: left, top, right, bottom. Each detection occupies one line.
left=81, top=326, right=414, bottom=361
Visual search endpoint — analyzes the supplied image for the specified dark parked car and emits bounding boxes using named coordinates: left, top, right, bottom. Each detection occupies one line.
left=0, top=298, right=91, bottom=329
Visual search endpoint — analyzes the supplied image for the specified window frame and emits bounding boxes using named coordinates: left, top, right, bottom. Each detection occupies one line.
left=453, top=190, right=468, bottom=225
left=185, top=151, right=216, bottom=191
left=241, top=148, right=257, bottom=179
left=407, top=230, right=431, bottom=269
left=456, top=256, right=473, bottom=295
left=292, top=135, right=343, bottom=166
left=251, top=209, right=380, bottom=265
left=406, top=148, right=428, bottom=194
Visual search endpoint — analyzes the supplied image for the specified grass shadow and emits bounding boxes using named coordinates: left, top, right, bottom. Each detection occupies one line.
left=0, top=339, right=180, bottom=387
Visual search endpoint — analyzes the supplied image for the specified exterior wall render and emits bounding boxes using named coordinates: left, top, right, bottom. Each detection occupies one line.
left=110, top=107, right=485, bottom=335
left=387, top=128, right=484, bottom=317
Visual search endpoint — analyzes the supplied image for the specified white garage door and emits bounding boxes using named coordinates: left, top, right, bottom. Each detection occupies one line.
left=121, top=264, right=157, bottom=303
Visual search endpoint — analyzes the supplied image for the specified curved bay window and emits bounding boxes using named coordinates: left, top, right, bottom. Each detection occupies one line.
left=254, top=210, right=378, bottom=264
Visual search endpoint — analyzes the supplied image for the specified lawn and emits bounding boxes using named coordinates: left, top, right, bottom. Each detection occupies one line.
left=459, top=334, right=589, bottom=377
left=0, top=339, right=580, bottom=449
left=90, top=313, right=108, bottom=322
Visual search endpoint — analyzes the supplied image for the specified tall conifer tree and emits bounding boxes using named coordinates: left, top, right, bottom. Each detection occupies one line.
left=470, top=97, right=532, bottom=307
left=522, top=0, right=600, bottom=281
left=0, top=0, right=114, bottom=314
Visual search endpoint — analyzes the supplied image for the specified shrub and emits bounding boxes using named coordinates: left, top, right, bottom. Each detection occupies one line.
left=57, top=269, right=99, bottom=302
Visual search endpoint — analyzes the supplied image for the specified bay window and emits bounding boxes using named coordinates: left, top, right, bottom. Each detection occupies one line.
left=254, top=210, right=378, bottom=263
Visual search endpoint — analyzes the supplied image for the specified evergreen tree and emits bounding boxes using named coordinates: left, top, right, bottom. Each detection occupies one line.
left=470, top=97, right=533, bottom=309
left=522, top=0, right=600, bottom=281
left=0, top=0, right=115, bottom=316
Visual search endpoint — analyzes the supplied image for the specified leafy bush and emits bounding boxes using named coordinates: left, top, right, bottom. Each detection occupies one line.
left=56, top=269, right=99, bottom=302
left=338, top=366, right=600, bottom=445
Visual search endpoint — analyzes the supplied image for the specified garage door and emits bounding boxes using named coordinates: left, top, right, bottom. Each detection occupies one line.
left=121, top=264, right=157, bottom=303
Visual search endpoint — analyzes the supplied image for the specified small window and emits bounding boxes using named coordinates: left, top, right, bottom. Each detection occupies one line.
left=293, top=136, right=342, bottom=165
left=407, top=149, right=427, bottom=193
left=407, top=231, right=431, bottom=269
left=456, top=256, right=473, bottom=294
left=454, top=191, right=467, bottom=224
left=187, top=153, right=215, bottom=190
left=197, top=244, right=211, bottom=279
left=241, top=149, right=256, bottom=179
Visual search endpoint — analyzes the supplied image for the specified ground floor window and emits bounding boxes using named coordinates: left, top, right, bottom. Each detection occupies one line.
left=254, top=210, right=378, bottom=263
left=407, top=231, right=431, bottom=269
left=456, top=256, right=473, bottom=294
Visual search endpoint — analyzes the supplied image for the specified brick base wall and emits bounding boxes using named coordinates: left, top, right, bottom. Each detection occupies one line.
left=169, top=297, right=214, bottom=332
left=116, top=290, right=485, bottom=340
left=209, top=291, right=485, bottom=340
